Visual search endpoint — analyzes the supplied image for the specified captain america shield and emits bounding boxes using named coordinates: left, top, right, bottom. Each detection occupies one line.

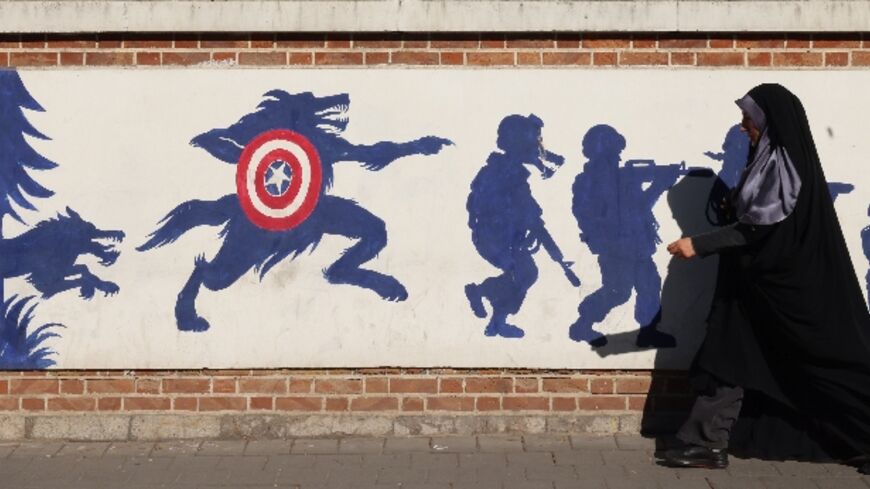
left=236, top=129, right=323, bottom=231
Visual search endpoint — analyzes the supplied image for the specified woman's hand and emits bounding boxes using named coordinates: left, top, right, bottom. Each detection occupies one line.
left=667, top=238, right=696, bottom=259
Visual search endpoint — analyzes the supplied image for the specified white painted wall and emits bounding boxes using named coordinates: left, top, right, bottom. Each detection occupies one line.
left=3, top=69, right=869, bottom=369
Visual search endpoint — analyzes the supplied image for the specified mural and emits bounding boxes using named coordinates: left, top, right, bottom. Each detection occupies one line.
left=0, top=70, right=122, bottom=368
left=137, top=90, right=452, bottom=332
left=0, top=69, right=866, bottom=369
left=465, top=114, right=579, bottom=338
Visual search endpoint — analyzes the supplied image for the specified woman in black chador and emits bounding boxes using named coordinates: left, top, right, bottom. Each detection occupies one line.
left=665, top=83, right=870, bottom=471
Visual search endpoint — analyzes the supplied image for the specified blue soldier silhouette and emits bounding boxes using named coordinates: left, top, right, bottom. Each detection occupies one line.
left=863, top=205, right=870, bottom=306
left=570, top=125, right=679, bottom=348
left=466, top=114, right=580, bottom=338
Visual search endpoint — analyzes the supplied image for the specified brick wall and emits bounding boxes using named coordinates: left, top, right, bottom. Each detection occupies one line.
left=0, top=33, right=868, bottom=68
left=0, top=31, right=866, bottom=438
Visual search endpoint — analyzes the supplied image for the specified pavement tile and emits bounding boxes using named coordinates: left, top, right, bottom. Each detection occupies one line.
left=122, top=457, right=177, bottom=485
left=603, top=477, right=661, bottom=489
left=601, top=449, right=656, bottom=466
left=759, top=476, right=823, bottom=489
left=9, top=442, right=64, bottom=458
left=507, top=451, right=555, bottom=466
left=570, top=435, right=617, bottom=450
left=705, top=474, right=768, bottom=489
left=377, top=466, right=428, bottom=484
left=503, top=481, right=556, bottom=489
left=384, top=436, right=432, bottom=452
left=458, top=452, right=507, bottom=468
left=360, top=453, right=412, bottom=467
left=150, top=440, right=201, bottom=457
left=554, top=477, right=608, bottom=489
left=275, top=467, right=330, bottom=485
left=524, top=434, right=572, bottom=452
left=244, top=439, right=294, bottom=456
left=772, top=460, right=832, bottom=477
left=55, top=441, right=111, bottom=458
left=410, top=452, right=459, bottom=469
left=813, top=478, right=868, bottom=489
left=292, top=438, right=339, bottom=454
left=197, top=440, right=248, bottom=456
left=727, top=458, right=780, bottom=477
left=265, top=454, right=321, bottom=471
left=553, top=450, right=605, bottom=466
left=338, top=437, right=385, bottom=454
left=478, top=435, right=525, bottom=452
left=452, top=482, right=502, bottom=489
left=426, top=466, right=479, bottom=483
left=312, top=453, right=364, bottom=468
left=615, top=435, right=658, bottom=451
left=525, top=465, right=578, bottom=480
left=819, top=462, right=863, bottom=477
left=105, top=442, right=155, bottom=457
left=430, top=436, right=478, bottom=452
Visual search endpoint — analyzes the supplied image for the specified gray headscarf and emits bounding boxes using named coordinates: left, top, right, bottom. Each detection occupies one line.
left=732, top=94, right=802, bottom=225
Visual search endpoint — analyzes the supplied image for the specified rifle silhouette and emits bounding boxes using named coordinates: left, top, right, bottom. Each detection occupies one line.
left=624, top=159, right=714, bottom=181
left=532, top=224, right=581, bottom=287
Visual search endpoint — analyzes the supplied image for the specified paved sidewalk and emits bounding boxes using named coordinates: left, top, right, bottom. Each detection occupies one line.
left=0, top=434, right=865, bottom=489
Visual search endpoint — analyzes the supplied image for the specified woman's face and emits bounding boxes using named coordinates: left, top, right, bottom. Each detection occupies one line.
left=740, top=110, right=761, bottom=147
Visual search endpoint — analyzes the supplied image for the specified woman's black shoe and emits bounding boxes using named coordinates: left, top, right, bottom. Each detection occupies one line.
left=662, top=445, right=729, bottom=469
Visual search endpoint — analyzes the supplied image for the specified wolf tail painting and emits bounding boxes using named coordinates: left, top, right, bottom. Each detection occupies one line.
left=138, top=90, right=452, bottom=332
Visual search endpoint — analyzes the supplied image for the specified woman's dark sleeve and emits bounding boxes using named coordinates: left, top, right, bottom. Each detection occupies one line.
left=691, top=222, right=775, bottom=257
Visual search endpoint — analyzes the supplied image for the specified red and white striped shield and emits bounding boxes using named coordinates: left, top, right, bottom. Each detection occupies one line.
left=236, top=129, right=323, bottom=231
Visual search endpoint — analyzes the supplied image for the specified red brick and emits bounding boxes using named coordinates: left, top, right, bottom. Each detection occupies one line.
left=616, top=378, right=652, bottom=394
left=315, top=52, right=363, bottom=65
left=503, top=396, right=549, bottom=411
left=239, top=52, right=287, bottom=65
left=124, top=397, right=171, bottom=410
left=631, top=36, right=657, bottom=49
left=212, top=52, right=237, bottom=63
left=658, top=37, right=707, bottom=49
left=476, top=397, right=500, bottom=411
left=48, top=397, right=95, bottom=411
left=670, top=52, right=695, bottom=65
left=466, top=378, right=512, bottom=393
left=86, top=53, right=134, bottom=66
left=813, top=37, right=862, bottom=49
left=133, top=52, right=159, bottom=65
left=88, top=379, right=135, bottom=394
left=0, top=398, right=18, bottom=410
left=785, top=36, right=812, bottom=49
left=20, top=35, right=45, bottom=49
left=543, top=379, right=588, bottom=393
left=163, top=379, right=210, bottom=394
left=390, top=378, right=437, bottom=394
left=365, top=378, right=388, bottom=393
left=353, top=35, right=402, bottom=49
left=479, top=36, right=503, bottom=48
left=173, top=397, right=198, bottom=411
left=427, top=396, right=474, bottom=411
left=431, top=36, right=479, bottom=49
left=250, top=397, right=274, bottom=410
left=10, top=52, right=57, bottom=66
left=552, top=397, right=577, bottom=412
left=515, top=52, right=541, bottom=65
left=584, top=36, right=631, bottom=49
left=239, top=378, right=287, bottom=394
left=0, top=380, right=7, bottom=395
left=505, top=35, right=555, bottom=49
left=854, top=51, right=870, bottom=66
left=163, top=52, right=210, bottom=66
left=289, top=379, right=312, bottom=393
left=288, top=52, right=313, bottom=65
left=736, top=38, right=786, bottom=49
left=350, top=397, right=398, bottom=411
left=136, top=379, right=160, bottom=394
left=390, top=51, right=439, bottom=65
left=403, top=37, right=429, bottom=49
left=10, top=379, right=58, bottom=395
left=709, top=37, right=735, bottom=49
left=98, top=397, right=122, bottom=411
left=199, top=397, right=246, bottom=411
left=773, top=52, right=823, bottom=67
left=467, top=52, right=514, bottom=66
left=97, top=36, right=123, bottom=48
left=439, top=378, right=463, bottom=393
left=628, top=396, right=649, bottom=411
left=365, top=52, right=389, bottom=65
left=201, top=35, right=248, bottom=49
left=440, top=52, right=464, bottom=65
left=748, top=52, right=772, bottom=67
left=0, top=53, right=7, bottom=67
left=555, top=34, right=581, bottom=49
left=22, top=398, right=45, bottom=411
left=697, top=52, right=745, bottom=66
left=543, top=52, right=590, bottom=65
left=0, top=36, right=20, bottom=49
left=402, top=397, right=424, bottom=412
left=123, top=36, right=174, bottom=49
left=578, top=396, right=626, bottom=410
left=514, top=378, right=539, bottom=393
left=325, top=36, right=352, bottom=48
left=593, top=52, right=617, bottom=66
left=590, top=378, right=613, bottom=394
left=276, top=396, right=323, bottom=411
left=46, top=35, right=96, bottom=48
left=251, top=34, right=275, bottom=49
left=315, top=379, right=362, bottom=394
left=211, top=379, right=236, bottom=394
left=825, top=52, right=849, bottom=66
left=325, top=397, right=349, bottom=411
left=619, top=52, right=668, bottom=65
left=276, top=34, right=326, bottom=48
left=60, top=379, right=84, bottom=394
left=174, top=36, right=199, bottom=49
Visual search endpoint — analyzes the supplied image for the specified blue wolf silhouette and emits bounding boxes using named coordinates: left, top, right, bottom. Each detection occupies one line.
left=465, top=114, right=579, bottom=339
left=0, top=207, right=124, bottom=299
left=570, top=125, right=681, bottom=348
left=138, top=90, right=452, bottom=332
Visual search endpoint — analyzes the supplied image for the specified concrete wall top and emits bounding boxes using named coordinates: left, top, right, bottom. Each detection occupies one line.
left=2, top=1, right=870, bottom=33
